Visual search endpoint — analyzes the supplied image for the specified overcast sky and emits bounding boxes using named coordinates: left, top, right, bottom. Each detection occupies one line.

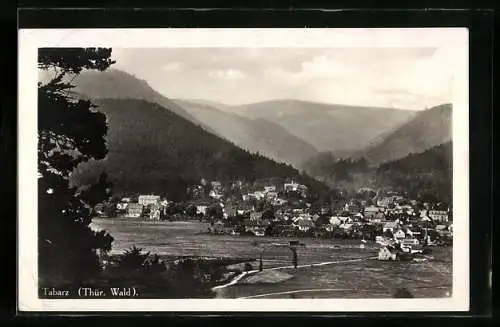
left=110, top=45, right=457, bottom=110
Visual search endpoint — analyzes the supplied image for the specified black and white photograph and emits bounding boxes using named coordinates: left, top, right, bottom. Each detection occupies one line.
left=18, top=28, right=469, bottom=312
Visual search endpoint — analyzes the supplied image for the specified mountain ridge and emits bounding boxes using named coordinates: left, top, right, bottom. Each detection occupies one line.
left=173, top=99, right=320, bottom=168
left=71, top=69, right=216, bottom=135
left=232, top=99, right=418, bottom=153
left=354, top=103, right=452, bottom=165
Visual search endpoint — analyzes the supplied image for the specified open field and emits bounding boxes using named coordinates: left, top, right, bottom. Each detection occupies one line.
left=91, top=217, right=452, bottom=298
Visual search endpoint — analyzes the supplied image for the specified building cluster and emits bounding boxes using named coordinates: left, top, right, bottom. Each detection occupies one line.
left=95, top=181, right=452, bottom=247
left=96, top=194, right=169, bottom=220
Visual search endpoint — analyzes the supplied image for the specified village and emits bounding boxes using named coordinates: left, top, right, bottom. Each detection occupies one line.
left=95, top=178, right=453, bottom=260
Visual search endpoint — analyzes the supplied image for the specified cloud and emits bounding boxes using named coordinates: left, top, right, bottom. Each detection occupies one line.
left=299, top=55, right=357, bottom=79
left=111, top=45, right=460, bottom=109
left=209, top=69, right=246, bottom=80
left=163, top=62, right=181, bottom=71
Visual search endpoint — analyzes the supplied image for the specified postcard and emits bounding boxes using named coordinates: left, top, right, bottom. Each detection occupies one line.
left=18, top=28, right=469, bottom=312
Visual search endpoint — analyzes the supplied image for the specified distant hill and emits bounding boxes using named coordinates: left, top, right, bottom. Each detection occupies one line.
left=71, top=69, right=214, bottom=134
left=175, top=98, right=239, bottom=114
left=70, top=99, right=327, bottom=201
left=234, top=99, right=417, bottom=153
left=355, top=103, right=452, bottom=165
left=172, top=99, right=319, bottom=168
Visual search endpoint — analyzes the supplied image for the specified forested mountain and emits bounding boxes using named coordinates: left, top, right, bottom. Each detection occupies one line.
left=375, top=142, right=452, bottom=204
left=172, top=99, right=319, bottom=168
left=70, top=99, right=327, bottom=201
left=71, top=69, right=215, bottom=134
left=301, top=141, right=452, bottom=204
left=235, top=99, right=417, bottom=153
left=355, top=103, right=452, bottom=165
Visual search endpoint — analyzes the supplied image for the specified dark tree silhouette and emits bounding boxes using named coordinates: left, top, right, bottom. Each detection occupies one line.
left=38, top=48, right=115, bottom=287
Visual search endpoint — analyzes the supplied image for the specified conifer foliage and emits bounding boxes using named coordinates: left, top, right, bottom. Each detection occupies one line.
left=38, top=48, right=115, bottom=286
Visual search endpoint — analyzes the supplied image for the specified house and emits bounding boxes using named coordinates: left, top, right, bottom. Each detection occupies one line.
left=209, top=190, right=223, bottom=200
left=320, top=207, right=331, bottom=215
left=116, top=202, right=128, bottom=211
left=223, top=205, right=237, bottom=219
left=405, top=208, right=415, bottom=215
left=400, top=238, right=420, bottom=246
left=435, top=224, right=452, bottom=236
left=264, top=185, right=276, bottom=193
left=297, top=184, right=309, bottom=197
left=369, top=211, right=385, bottom=223
left=435, top=224, right=448, bottom=231
left=377, top=196, right=396, bottom=208
left=353, top=212, right=364, bottom=221
left=346, top=203, right=362, bottom=214
left=428, top=210, right=449, bottom=222
left=378, top=246, right=397, bottom=261
left=274, top=208, right=285, bottom=218
left=188, top=185, right=204, bottom=199
left=196, top=205, right=208, bottom=215
left=383, top=221, right=398, bottom=233
left=323, top=224, right=335, bottom=232
left=284, top=181, right=299, bottom=192
left=211, top=181, right=222, bottom=190
left=231, top=180, right=243, bottom=189
left=299, top=213, right=312, bottom=220
left=243, top=219, right=269, bottom=235
left=294, top=218, right=314, bottom=232
left=339, top=216, right=353, bottom=224
left=149, top=204, right=161, bottom=220
left=265, top=191, right=278, bottom=200
left=250, top=212, right=263, bottom=221
left=364, top=206, right=380, bottom=218
left=292, top=208, right=305, bottom=214
left=277, top=224, right=297, bottom=236
left=252, top=191, right=265, bottom=200
left=402, top=227, right=415, bottom=237
left=329, top=216, right=342, bottom=226
left=126, top=203, right=144, bottom=218
left=253, top=228, right=266, bottom=237
left=94, top=203, right=105, bottom=215
left=272, top=198, right=288, bottom=206
left=339, top=223, right=353, bottom=231
left=393, top=229, right=406, bottom=239
left=138, top=194, right=161, bottom=206
left=237, top=204, right=254, bottom=215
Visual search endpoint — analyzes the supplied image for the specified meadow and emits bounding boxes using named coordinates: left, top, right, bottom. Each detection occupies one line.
left=91, top=217, right=452, bottom=298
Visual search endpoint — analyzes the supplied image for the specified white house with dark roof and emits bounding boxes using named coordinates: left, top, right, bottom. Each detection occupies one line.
left=383, top=221, right=398, bottom=233
left=138, top=194, right=160, bottom=206
left=428, top=210, right=449, bottom=222
left=293, top=218, right=314, bottom=232
left=126, top=203, right=144, bottom=218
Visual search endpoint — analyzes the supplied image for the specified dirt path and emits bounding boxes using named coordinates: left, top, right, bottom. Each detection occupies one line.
left=212, top=256, right=377, bottom=292
left=238, top=288, right=354, bottom=299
